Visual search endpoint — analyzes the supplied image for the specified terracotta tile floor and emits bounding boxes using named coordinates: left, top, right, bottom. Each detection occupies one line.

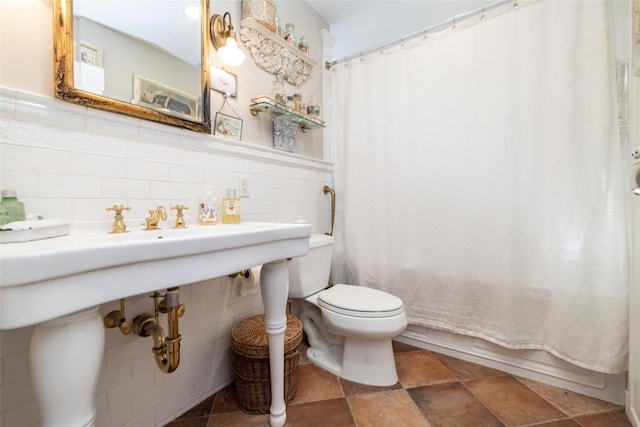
left=166, top=340, right=633, bottom=427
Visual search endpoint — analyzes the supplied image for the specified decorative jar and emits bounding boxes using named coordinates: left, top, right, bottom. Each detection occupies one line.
left=307, top=93, right=321, bottom=117
left=298, top=36, right=309, bottom=55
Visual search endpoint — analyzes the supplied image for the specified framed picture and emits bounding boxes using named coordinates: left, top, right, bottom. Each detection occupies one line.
left=133, top=75, right=199, bottom=120
left=214, top=112, right=243, bottom=141
left=78, top=41, right=103, bottom=67
left=211, top=67, right=238, bottom=98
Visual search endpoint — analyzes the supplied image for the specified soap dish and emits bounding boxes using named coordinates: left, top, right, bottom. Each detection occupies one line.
left=0, top=219, right=70, bottom=244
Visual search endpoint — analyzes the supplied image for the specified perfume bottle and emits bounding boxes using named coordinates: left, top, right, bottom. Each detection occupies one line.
left=275, top=15, right=281, bottom=36
left=298, top=36, right=309, bottom=55
left=284, top=23, right=296, bottom=45
left=273, top=80, right=286, bottom=105
left=222, top=187, right=241, bottom=224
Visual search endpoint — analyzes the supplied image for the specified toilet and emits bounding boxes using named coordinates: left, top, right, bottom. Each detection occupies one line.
left=287, top=234, right=407, bottom=386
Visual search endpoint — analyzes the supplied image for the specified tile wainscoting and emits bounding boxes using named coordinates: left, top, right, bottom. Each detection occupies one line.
left=0, top=86, right=333, bottom=427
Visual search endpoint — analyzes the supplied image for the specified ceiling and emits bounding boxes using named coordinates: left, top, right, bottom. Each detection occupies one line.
left=304, top=1, right=365, bottom=25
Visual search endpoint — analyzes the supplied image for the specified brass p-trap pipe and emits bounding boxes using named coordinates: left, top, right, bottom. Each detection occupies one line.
left=133, top=287, right=185, bottom=374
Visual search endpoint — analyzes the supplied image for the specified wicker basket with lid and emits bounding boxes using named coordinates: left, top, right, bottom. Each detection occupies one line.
left=231, top=314, right=303, bottom=414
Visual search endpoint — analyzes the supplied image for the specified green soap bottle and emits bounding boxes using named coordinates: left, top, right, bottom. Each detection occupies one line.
left=0, top=189, right=26, bottom=226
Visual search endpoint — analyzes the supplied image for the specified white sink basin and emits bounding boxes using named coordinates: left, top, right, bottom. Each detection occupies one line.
left=0, top=222, right=311, bottom=330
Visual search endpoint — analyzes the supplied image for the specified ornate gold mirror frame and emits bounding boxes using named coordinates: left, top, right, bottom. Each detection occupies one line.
left=53, top=0, right=211, bottom=133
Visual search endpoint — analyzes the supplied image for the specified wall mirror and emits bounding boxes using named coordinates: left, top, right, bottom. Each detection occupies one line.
left=53, top=0, right=211, bottom=133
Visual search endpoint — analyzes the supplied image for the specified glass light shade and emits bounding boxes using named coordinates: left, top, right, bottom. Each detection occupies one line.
left=184, top=5, right=200, bottom=20
left=218, top=37, right=245, bottom=67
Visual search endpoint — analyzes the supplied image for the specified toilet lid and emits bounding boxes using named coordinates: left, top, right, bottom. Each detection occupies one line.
left=317, top=284, right=405, bottom=318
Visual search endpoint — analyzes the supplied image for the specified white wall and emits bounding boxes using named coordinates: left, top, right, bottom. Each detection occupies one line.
left=0, top=0, right=332, bottom=425
left=212, top=0, right=328, bottom=157
left=0, top=0, right=328, bottom=159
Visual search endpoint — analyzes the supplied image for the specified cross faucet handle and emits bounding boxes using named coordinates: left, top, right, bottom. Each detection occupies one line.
left=105, top=205, right=131, bottom=233
left=171, top=205, right=189, bottom=229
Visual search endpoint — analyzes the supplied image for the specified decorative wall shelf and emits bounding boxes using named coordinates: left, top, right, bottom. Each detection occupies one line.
left=250, top=96, right=324, bottom=153
left=250, top=96, right=325, bottom=130
left=240, top=17, right=316, bottom=86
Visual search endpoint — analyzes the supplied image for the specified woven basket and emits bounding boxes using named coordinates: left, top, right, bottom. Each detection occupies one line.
left=231, top=314, right=303, bottom=414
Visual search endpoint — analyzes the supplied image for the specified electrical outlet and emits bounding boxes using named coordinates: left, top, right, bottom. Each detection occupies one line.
left=632, top=148, right=640, bottom=160
left=238, top=176, right=250, bottom=198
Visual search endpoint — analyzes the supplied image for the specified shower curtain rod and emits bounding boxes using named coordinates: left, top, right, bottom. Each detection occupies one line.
left=325, top=0, right=514, bottom=70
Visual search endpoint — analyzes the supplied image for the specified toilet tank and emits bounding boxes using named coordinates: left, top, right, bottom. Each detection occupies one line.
left=288, top=234, right=334, bottom=299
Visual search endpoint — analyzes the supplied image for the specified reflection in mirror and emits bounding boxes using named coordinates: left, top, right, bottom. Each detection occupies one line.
left=53, top=0, right=211, bottom=133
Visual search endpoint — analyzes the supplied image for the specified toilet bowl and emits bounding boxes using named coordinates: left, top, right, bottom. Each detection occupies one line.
left=288, top=234, right=407, bottom=386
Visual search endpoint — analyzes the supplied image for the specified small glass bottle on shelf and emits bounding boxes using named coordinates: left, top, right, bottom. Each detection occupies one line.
left=274, top=15, right=281, bottom=36
left=292, top=87, right=303, bottom=112
left=298, top=36, right=309, bottom=55
left=307, top=93, right=321, bottom=117
left=272, top=80, right=286, bottom=105
left=286, top=95, right=295, bottom=110
left=284, top=23, right=296, bottom=45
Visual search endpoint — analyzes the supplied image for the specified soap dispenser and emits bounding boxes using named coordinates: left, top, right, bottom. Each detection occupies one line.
left=199, top=186, right=218, bottom=225
left=222, top=187, right=241, bottom=224
left=0, top=189, right=26, bottom=226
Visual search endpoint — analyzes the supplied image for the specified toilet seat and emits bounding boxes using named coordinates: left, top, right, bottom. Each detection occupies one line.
left=317, top=284, right=404, bottom=318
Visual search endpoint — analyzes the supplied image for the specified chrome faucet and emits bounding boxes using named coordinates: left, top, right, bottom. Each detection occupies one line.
left=145, top=206, right=167, bottom=230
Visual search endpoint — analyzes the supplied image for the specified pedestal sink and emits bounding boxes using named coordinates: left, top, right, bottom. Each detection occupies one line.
left=0, top=222, right=311, bottom=427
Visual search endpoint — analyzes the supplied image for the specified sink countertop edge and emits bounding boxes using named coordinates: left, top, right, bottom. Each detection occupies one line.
left=0, top=222, right=311, bottom=288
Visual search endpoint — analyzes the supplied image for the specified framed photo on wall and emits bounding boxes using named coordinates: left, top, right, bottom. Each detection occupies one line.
left=211, top=67, right=238, bottom=98
left=214, top=112, right=243, bottom=141
left=132, top=75, right=199, bottom=121
left=78, top=41, right=103, bottom=67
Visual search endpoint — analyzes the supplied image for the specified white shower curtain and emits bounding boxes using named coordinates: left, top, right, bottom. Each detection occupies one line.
left=331, top=0, right=629, bottom=373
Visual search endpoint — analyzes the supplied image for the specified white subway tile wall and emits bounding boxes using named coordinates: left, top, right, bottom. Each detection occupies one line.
left=0, top=88, right=333, bottom=426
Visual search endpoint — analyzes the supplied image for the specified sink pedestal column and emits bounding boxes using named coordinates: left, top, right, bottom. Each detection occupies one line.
left=259, top=260, right=289, bottom=427
left=30, top=306, right=104, bottom=427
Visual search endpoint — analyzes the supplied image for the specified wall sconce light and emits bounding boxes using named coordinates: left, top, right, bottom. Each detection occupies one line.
left=210, top=12, right=246, bottom=67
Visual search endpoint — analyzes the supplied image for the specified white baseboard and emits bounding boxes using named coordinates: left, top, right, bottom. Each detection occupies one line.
left=397, top=324, right=626, bottom=405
